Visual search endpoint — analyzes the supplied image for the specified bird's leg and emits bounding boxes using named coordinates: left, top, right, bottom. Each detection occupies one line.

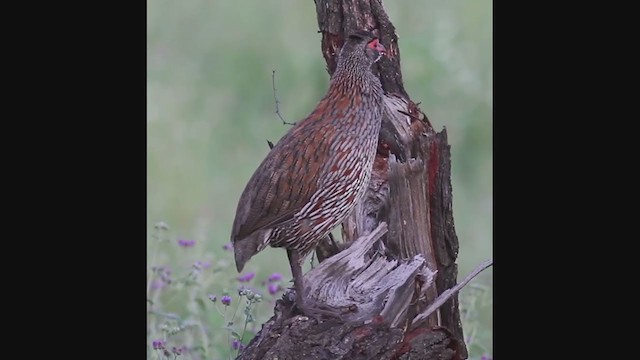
left=286, top=248, right=307, bottom=311
left=286, top=248, right=343, bottom=321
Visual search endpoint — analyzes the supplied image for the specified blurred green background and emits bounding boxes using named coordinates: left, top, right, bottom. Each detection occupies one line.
left=148, top=0, right=492, bottom=356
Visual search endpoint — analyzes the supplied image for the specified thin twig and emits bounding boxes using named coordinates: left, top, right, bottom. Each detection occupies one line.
left=412, top=259, right=493, bottom=326
left=272, top=70, right=296, bottom=126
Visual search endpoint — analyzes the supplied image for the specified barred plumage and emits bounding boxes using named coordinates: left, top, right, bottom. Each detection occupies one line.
left=230, top=30, right=386, bottom=318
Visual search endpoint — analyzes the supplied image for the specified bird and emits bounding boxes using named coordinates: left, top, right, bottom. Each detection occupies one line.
left=230, top=30, right=386, bottom=318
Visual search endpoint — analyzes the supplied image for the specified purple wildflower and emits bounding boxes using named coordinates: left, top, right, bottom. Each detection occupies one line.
left=172, top=346, right=184, bottom=355
left=480, top=355, right=492, bottom=360
left=152, top=339, right=166, bottom=350
left=178, top=239, right=196, bottom=248
left=150, top=266, right=172, bottom=288
left=150, top=280, right=166, bottom=290
left=237, top=272, right=256, bottom=282
left=223, top=242, right=233, bottom=251
left=232, top=339, right=244, bottom=351
left=268, top=283, right=280, bottom=295
left=156, top=266, right=172, bottom=285
left=208, top=294, right=217, bottom=302
left=268, top=272, right=283, bottom=282
left=221, top=295, right=232, bottom=306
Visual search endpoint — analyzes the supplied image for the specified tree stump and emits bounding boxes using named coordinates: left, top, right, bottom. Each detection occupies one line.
left=238, top=1, right=479, bottom=359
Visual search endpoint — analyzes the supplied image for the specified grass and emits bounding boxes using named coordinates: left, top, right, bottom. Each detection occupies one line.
left=147, top=0, right=492, bottom=359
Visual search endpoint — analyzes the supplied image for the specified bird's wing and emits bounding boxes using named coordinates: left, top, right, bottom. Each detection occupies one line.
left=231, top=118, right=337, bottom=242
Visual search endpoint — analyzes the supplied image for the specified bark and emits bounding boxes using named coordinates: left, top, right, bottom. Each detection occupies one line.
left=238, top=1, right=473, bottom=359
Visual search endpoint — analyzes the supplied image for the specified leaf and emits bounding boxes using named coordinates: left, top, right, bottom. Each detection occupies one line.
left=223, top=326, right=241, bottom=339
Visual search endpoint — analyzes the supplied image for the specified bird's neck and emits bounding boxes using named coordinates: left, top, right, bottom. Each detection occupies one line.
left=329, top=58, right=381, bottom=96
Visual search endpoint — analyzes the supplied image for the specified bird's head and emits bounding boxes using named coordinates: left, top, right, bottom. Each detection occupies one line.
left=343, top=30, right=387, bottom=65
left=365, top=37, right=386, bottom=63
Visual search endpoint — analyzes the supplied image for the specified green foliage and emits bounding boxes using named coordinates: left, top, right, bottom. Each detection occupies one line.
left=148, top=0, right=492, bottom=358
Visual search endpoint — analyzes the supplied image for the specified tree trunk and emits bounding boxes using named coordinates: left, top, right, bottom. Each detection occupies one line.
left=238, top=1, right=469, bottom=359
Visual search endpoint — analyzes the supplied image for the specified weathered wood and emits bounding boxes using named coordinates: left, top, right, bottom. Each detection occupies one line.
left=305, top=223, right=437, bottom=327
left=237, top=224, right=453, bottom=360
left=238, top=1, right=473, bottom=359
left=427, top=129, right=466, bottom=347
left=386, top=149, right=441, bottom=329
left=238, top=312, right=405, bottom=360
left=413, top=259, right=493, bottom=327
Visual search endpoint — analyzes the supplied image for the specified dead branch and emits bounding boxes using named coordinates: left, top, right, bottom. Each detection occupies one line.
left=412, top=259, right=493, bottom=327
